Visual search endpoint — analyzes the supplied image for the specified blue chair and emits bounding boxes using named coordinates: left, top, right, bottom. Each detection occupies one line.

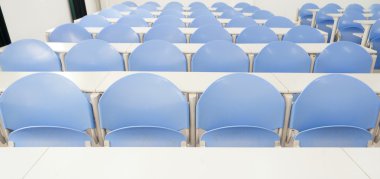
left=190, top=10, right=214, bottom=18
left=99, top=73, right=188, bottom=147
left=346, top=3, right=364, bottom=13
left=217, top=6, right=234, bottom=13
left=0, top=73, right=94, bottom=147
left=299, top=3, right=319, bottom=25
left=65, top=39, right=124, bottom=71
left=49, top=23, right=92, bottom=42
left=369, top=20, right=380, bottom=69
left=160, top=10, right=184, bottom=18
left=144, top=24, right=186, bottom=43
left=190, top=25, right=232, bottom=43
left=242, top=5, right=260, bottom=13
left=338, top=12, right=365, bottom=44
left=98, top=8, right=122, bottom=18
left=290, top=74, right=379, bottom=147
left=139, top=4, right=157, bottom=11
left=226, top=16, right=258, bottom=27
left=78, top=15, right=111, bottom=27
left=128, top=40, right=187, bottom=71
left=220, top=9, right=243, bottom=19
left=265, top=16, right=295, bottom=28
left=112, top=4, right=131, bottom=11
left=254, top=41, right=311, bottom=72
left=123, top=1, right=137, bottom=7
left=189, top=15, right=219, bottom=27
left=234, top=2, right=250, bottom=9
left=283, top=25, right=325, bottom=43
left=117, top=15, right=149, bottom=27
left=251, top=10, right=274, bottom=19
left=197, top=74, right=285, bottom=147
left=236, top=26, right=278, bottom=43
left=0, top=39, right=61, bottom=71
left=316, top=3, right=341, bottom=40
left=143, top=1, right=161, bottom=7
left=163, top=2, right=183, bottom=11
left=97, top=23, right=140, bottom=43
left=154, top=15, right=185, bottom=27
left=189, top=2, right=206, bottom=9
left=212, top=2, right=229, bottom=9
left=191, top=40, right=249, bottom=72
left=314, top=41, right=372, bottom=73
left=130, top=9, right=154, bottom=18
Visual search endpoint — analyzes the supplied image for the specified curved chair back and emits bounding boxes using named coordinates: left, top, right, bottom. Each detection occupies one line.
left=139, top=4, right=157, bottom=11
left=117, top=15, right=149, bottom=27
left=212, top=2, right=229, bottom=8
left=112, top=4, right=131, bottom=11
left=236, top=26, right=277, bottom=43
left=220, top=9, right=242, bottom=19
left=254, top=41, right=311, bottom=72
left=189, top=15, right=219, bottom=27
left=160, top=10, right=184, bottom=18
left=98, top=8, right=122, bottom=18
left=144, top=24, right=186, bottom=43
left=346, top=3, right=364, bottom=13
left=0, top=39, right=61, bottom=71
left=189, top=2, right=206, bottom=9
left=283, top=25, right=325, bottom=43
left=49, top=23, right=92, bottom=42
left=154, top=15, right=185, bottom=27
left=314, top=41, right=372, bottom=73
left=143, top=1, right=161, bottom=7
left=234, top=2, right=250, bottom=9
left=338, top=12, right=365, bottom=43
left=192, top=40, right=249, bottom=72
left=128, top=40, right=187, bottom=71
left=226, top=16, right=258, bottom=27
left=190, top=25, right=232, bottom=43
left=65, top=39, right=124, bottom=71
left=190, top=10, right=214, bottom=18
left=130, top=9, right=154, bottom=18
left=97, top=23, right=139, bottom=43
left=251, top=10, right=274, bottom=19
left=242, top=5, right=260, bottom=13
left=265, top=16, right=295, bottom=28
left=78, top=15, right=111, bottom=27
left=123, top=1, right=137, bottom=7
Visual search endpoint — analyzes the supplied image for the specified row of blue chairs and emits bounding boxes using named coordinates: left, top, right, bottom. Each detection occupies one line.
left=49, top=23, right=324, bottom=43
left=0, top=39, right=372, bottom=73
left=0, top=73, right=378, bottom=147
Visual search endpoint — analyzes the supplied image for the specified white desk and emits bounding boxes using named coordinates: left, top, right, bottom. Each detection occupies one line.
left=338, top=9, right=372, bottom=13
left=143, top=17, right=262, bottom=26
left=354, top=20, right=377, bottom=46
left=156, top=7, right=217, bottom=12
left=0, top=148, right=48, bottom=179
left=23, top=148, right=370, bottom=179
left=344, top=148, right=380, bottom=179
left=308, top=9, right=319, bottom=28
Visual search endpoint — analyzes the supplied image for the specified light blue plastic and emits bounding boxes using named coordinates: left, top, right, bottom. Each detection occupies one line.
left=165, top=2, right=183, bottom=8
left=139, top=4, right=157, bottom=11
left=190, top=25, right=232, bottom=43
left=370, top=21, right=380, bottom=69
left=97, top=23, right=140, bottom=43
left=197, top=74, right=285, bottom=146
left=190, top=10, right=214, bottom=18
left=234, top=2, right=250, bottom=9
left=143, top=1, right=160, bottom=7
left=216, top=6, right=234, bottom=13
left=78, top=15, right=111, bottom=27
left=338, top=12, right=365, bottom=44
left=236, top=26, right=278, bottom=43
left=0, top=73, right=94, bottom=146
left=346, top=3, right=364, bottom=13
left=251, top=10, right=274, bottom=19
left=160, top=10, right=184, bottom=18
left=316, top=3, right=341, bottom=40
left=265, top=16, right=295, bottom=28
left=372, top=39, right=380, bottom=69
left=254, top=41, right=311, bottom=72
left=314, top=41, right=372, bottom=73
left=123, top=1, right=137, bottom=7
left=49, top=23, right=92, bottom=42
left=189, top=2, right=206, bottom=9
left=191, top=40, right=249, bottom=72
left=130, top=9, right=154, bottom=18
left=226, top=16, right=258, bottom=27
left=144, top=24, right=186, bottom=43
left=117, top=15, right=149, bottom=27
left=283, top=25, right=325, bottom=43
left=98, top=73, right=189, bottom=146
left=299, top=3, right=319, bottom=26
left=112, top=4, right=131, bottom=11
left=290, top=74, right=379, bottom=147
left=98, top=8, right=122, bottom=18
left=0, top=39, right=61, bottom=71
left=220, top=9, right=243, bottom=19
left=242, top=6, right=260, bottom=13
left=154, top=15, right=185, bottom=27
left=189, top=15, right=220, bottom=27
left=65, top=39, right=124, bottom=71
left=128, top=40, right=187, bottom=71
left=201, top=126, right=280, bottom=147
left=105, top=126, right=186, bottom=147
left=212, top=2, right=229, bottom=8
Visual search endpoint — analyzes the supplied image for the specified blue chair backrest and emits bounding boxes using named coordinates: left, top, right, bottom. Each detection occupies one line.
left=163, top=2, right=183, bottom=11
left=99, top=73, right=189, bottom=131
left=98, top=8, right=123, bottom=18
left=197, top=73, right=285, bottom=131
left=191, top=40, right=249, bottom=72
left=242, top=5, right=260, bottom=13
left=154, top=15, right=185, bottom=27
left=0, top=73, right=94, bottom=131
left=49, top=23, right=92, bottom=42
left=189, top=2, right=206, bottom=9
left=265, top=16, right=295, bottom=28
left=160, top=10, right=184, bottom=18
left=314, top=41, right=372, bottom=73
left=338, top=11, right=365, bottom=30
left=316, top=3, right=341, bottom=24
left=0, top=39, right=61, bottom=71
left=78, top=15, right=111, bottom=27
left=346, top=3, right=364, bottom=13
left=144, top=24, right=186, bottom=43
left=190, top=25, right=232, bottom=43
left=236, top=26, right=278, bottom=43
left=97, top=23, right=139, bottom=43
left=220, top=9, right=242, bottom=18
left=128, top=40, right=187, bottom=71
left=254, top=41, right=311, bottom=72
left=216, top=6, right=234, bottom=13
left=144, top=1, right=161, bottom=7
left=226, top=16, right=258, bottom=27
left=290, top=74, right=379, bottom=146
left=65, top=39, right=124, bottom=71
left=189, top=15, right=219, bottom=27
left=112, top=4, right=131, bottom=11
left=212, top=2, right=229, bottom=8
left=299, top=3, right=319, bottom=18
left=190, top=10, right=214, bottom=18
left=369, top=20, right=380, bottom=41
left=117, top=15, right=149, bottom=27
left=130, top=9, right=154, bottom=18
left=139, top=4, right=157, bottom=11
left=123, top=1, right=137, bottom=7
left=234, top=2, right=250, bottom=8
left=283, top=25, right=325, bottom=43
left=252, top=10, right=274, bottom=19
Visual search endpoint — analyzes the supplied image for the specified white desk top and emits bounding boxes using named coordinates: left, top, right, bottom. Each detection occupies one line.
left=150, top=11, right=223, bottom=16
left=328, top=13, right=373, bottom=18
left=344, top=148, right=380, bottom=179
left=106, top=17, right=232, bottom=24
left=354, top=20, right=377, bottom=25
left=308, top=9, right=320, bottom=13
left=0, top=148, right=47, bottom=179
left=23, top=148, right=370, bottom=179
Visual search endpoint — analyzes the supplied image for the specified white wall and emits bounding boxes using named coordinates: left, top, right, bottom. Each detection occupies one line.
left=85, top=0, right=101, bottom=14
left=0, top=0, right=72, bottom=41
